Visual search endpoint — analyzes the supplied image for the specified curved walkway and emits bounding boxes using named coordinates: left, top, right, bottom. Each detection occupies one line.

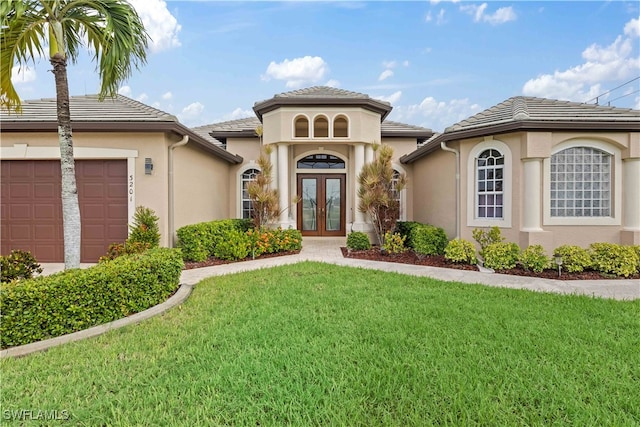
left=4, top=238, right=638, bottom=358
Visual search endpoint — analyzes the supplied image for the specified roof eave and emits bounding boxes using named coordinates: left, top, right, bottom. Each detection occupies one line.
left=401, top=119, right=640, bottom=164
left=253, top=98, right=392, bottom=121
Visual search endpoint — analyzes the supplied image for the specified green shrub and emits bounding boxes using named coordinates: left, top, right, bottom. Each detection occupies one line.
left=0, top=248, right=183, bottom=349
left=247, top=227, right=302, bottom=257
left=635, top=246, right=640, bottom=272
left=483, top=242, right=520, bottom=271
left=444, top=239, right=477, bottom=265
left=472, top=226, right=504, bottom=257
left=383, top=231, right=407, bottom=254
left=177, top=219, right=253, bottom=261
left=520, top=245, right=551, bottom=273
left=394, top=221, right=422, bottom=248
left=99, top=241, right=151, bottom=263
left=553, top=245, right=592, bottom=273
left=589, top=243, right=639, bottom=277
left=128, top=206, right=160, bottom=248
left=213, top=229, right=251, bottom=261
left=0, top=250, right=43, bottom=284
left=346, top=232, right=371, bottom=250
left=411, top=224, right=448, bottom=256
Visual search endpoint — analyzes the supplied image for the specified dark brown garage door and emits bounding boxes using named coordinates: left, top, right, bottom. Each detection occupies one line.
left=1, top=160, right=128, bottom=263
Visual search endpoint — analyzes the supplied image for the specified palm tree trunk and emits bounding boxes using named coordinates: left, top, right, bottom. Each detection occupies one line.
left=51, top=53, right=81, bottom=269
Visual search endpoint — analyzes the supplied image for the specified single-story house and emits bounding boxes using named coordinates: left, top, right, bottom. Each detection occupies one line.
left=1, top=87, right=638, bottom=262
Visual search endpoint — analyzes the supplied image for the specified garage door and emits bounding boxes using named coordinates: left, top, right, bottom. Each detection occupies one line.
left=1, top=160, right=128, bottom=263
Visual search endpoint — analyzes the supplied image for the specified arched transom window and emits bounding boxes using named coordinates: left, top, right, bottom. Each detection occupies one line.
left=476, top=149, right=504, bottom=219
left=550, top=147, right=611, bottom=217
left=297, top=154, right=345, bottom=169
left=241, top=168, right=260, bottom=219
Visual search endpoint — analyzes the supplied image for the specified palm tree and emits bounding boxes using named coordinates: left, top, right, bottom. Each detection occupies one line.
left=1, top=0, right=148, bottom=269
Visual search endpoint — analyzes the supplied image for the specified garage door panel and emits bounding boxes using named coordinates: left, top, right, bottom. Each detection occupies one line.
left=2, top=160, right=128, bottom=263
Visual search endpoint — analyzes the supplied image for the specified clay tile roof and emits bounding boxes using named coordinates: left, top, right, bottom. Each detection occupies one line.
left=1, top=94, right=178, bottom=123
left=401, top=96, right=640, bottom=164
left=253, top=86, right=393, bottom=121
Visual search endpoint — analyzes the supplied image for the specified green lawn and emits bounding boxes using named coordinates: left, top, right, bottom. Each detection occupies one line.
left=1, top=261, right=639, bottom=426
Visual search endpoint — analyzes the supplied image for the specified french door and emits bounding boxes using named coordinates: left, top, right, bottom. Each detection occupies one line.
left=297, top=174, right=345, bottom=236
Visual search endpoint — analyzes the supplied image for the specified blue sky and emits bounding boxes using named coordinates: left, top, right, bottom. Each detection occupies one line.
left=10, top=1, right=640, bottom=131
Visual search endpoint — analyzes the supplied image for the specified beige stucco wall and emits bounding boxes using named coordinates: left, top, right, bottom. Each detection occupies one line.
left=412, top=130, right=639, bottom=253
left=262, top=107, right=382, bottom=144
left=410, top=148, right=457, bottom=238
left=173, top=141, right=232, bottom=231
left=1, top=131, right=235, bottom=248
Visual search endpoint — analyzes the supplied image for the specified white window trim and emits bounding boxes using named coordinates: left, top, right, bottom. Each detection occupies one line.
left=466, top=139, right=512, bottom=228
left=543, top=139, right=621, bottom=226
left=237, top=163, right=261, bottom=219
left=392, top=163, right=407, bottom=222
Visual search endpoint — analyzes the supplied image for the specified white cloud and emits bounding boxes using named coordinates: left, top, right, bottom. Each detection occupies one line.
left=460, top=3, right=516, bottom=25
left=375, top=91, right=402, bottom=105
left=129, top=0, right=181, bottom=53
left=262, top=56, right=329, bottom=88
left=11, top=66, right=36, bottom=84
left=378, top=70, right=394, bottom=81
left=391, top=97, right=482, bottom=132
left=220, top=107, right=254, bottom=122
left=137, top=93, right=148, bottom=102
left=162, top=91, right=173, bottom=100
left=425, top=11, right=433, bottom=22
left=326, top=79, right=340, bottom=87
left=383, top=60, right=397, bottom=69
left=403, top=60, right=410, bottom=67
left=522, top=17, right=640, bottom=103
left=178, top=102, right=205, bottom=125
left=118, top=86, right=132, bottom=97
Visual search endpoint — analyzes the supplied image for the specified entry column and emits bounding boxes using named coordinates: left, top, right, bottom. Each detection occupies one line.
left=352, top=143, right=367, bottom=231
left=277, top=143, right=292, bottom=227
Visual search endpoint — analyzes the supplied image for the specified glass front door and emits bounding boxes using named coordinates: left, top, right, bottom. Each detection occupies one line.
left=297, top=174, right=345, bottom=236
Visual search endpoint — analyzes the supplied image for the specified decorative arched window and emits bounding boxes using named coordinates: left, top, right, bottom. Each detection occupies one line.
left=297, top=154, right=345, bottom=169
left=476, top=149, right=504, bottom=219
left=294, top=116, right=309, bottom=138
left=391, top=169, right=403, bottom=220
left=314, top=116, right=329, bottom=138
left=333, top=116, right=348, bottom=138
left=550, top=147, right=611, bottom=217
left=241, top=168, right=260, bottom=219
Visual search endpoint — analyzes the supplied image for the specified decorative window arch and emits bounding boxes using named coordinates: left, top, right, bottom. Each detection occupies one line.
left=294, top=115, right=309, bottom=138
left=239, top=167, right=260, bottom=219
left=313, top=115, right=329, bottom=138
left=467, top=139, right=512, bottom=227
left=333, top=116, right=349, bottom=138
left=391, top=165, right=407, bottom=221
left=543, top=139, right=621, bottom=226
left=297, top=154, right=345, bottom=169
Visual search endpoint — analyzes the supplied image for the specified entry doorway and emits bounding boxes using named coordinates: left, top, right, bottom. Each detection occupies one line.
left=297, top=174, right=345, bottom=236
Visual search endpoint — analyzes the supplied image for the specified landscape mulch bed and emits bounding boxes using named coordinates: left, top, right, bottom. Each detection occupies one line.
left=183, top=250, right=301, bottom=270
left=341, top=247, right=640, bottom=281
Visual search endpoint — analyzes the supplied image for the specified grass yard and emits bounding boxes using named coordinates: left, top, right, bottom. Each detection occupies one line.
left=1, top=261, right=639, bottom=426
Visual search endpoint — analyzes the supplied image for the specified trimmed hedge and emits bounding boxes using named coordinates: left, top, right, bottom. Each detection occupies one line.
left=0, top=248, right=183, bottom=349
left=589, top=243, right=639, bottom=277
left=411, top=224, right=448, bottom=256
left=520, top=245, right=551, bottom=273
left=176, top=219, right=253, bottom=262
left=553, top=245, right=592, bottom=273
left=483, top=242, right=520, bottom=271
left=444, top=239, right=477, bottom=265
left=346, top=232, right=371, bottom=251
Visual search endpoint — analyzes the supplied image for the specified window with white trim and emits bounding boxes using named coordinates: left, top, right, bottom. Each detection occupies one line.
left=294, top=116, right=309, bottom=138
left=314, top=116, right=329, bottom=137
left=476, top=149, right=504, bottom=219
left=391, top=169, right=403, bottom=220
left=241, top=168, right=260, bottom=219
left=550, top=147, right=611, bottom=217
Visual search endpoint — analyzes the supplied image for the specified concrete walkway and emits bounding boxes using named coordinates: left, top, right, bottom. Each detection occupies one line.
left=5, top=237, right=638, bottom=358
left=181, top=237, right=639, bottom=301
